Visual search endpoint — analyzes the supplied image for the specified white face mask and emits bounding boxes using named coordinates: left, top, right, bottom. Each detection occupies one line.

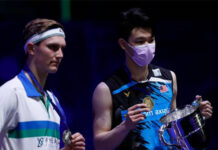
left=127, top=42, right=156, bottom=67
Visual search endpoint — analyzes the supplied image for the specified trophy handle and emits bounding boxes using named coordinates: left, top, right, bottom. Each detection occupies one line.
left=159, top=124, right=181, bottom=149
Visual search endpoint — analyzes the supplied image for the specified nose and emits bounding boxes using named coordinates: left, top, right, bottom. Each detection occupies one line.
left=56, top=48, right=64, bottom=59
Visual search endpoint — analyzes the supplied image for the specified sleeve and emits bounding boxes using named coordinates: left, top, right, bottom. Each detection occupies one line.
left=0, top=86, right=19, bottom=140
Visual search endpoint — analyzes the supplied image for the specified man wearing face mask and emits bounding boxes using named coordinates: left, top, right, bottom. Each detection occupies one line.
left=92, top=8, right=213, bottom=150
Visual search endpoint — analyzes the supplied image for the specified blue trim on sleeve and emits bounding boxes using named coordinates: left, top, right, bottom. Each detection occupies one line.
left=112, top=81, right=137, bottom=95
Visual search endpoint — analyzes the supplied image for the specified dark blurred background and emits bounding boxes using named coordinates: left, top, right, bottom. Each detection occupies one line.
left=0, top=0, right=217, bottom=149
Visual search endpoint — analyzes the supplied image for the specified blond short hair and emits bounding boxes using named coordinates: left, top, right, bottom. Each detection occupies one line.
left=23, top=18, right=64, bottom=44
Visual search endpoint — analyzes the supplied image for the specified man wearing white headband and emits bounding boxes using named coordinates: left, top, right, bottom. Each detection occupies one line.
left=0, top=18, right=85, bottom=150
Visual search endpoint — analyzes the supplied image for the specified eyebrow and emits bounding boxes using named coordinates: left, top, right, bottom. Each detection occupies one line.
left=135, top=37, right=152, bottom=41
left=47, top=43, right=66, bottom=47
left=135, top=37, right=147, bottom=40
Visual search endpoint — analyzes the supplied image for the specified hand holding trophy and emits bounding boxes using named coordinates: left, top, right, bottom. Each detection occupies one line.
left=159, top=95, right=213, bottom=150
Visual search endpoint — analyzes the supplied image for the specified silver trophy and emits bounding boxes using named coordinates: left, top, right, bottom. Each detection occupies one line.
left=159, top=103, right=207, bottom=150
left=62, top=130, right=72, bottom=145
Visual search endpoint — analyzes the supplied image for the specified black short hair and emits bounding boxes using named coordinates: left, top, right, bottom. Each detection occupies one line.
left=117, top=8, right=154, bottom=40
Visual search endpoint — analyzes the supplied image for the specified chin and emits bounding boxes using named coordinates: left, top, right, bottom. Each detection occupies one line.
left=48, top=67, right=59, bottom=74
left=49, top=70, right=58, bottom=74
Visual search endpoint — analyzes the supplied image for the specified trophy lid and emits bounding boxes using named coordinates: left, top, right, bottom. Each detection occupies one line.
left=160, top=105, right=197, bottom=124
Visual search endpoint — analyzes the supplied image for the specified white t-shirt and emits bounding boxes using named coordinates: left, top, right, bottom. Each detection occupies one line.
left=0, top=70, right=61, bottom=150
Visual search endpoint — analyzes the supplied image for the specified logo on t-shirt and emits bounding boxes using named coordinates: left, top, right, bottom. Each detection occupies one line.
left=152, top=68, right=162, bottom=77
left=36, top=137, right=60, bottom=148
left=160, top=85, right=168, bottom=93
left=123, top=91, right=130, bottom=97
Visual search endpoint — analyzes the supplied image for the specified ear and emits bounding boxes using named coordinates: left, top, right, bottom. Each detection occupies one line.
left=26, top=42, right=36, bottom=56
left=118, top=38, right=127, bottom=51
left=118, top=38, right=134, bottom=56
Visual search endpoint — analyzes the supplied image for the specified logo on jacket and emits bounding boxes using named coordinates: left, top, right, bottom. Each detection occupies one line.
left=142, top=96, right=154, bottom=110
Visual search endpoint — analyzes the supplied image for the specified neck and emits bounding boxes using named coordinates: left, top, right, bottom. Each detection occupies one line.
left=25, top=61, right=48, bottom=91
left=125, top=55, right=149, bottom=82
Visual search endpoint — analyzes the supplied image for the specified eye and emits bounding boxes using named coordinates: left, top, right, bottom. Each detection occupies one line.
left=134, top=37, right=148, bottom=45
left=47, top=44, right=60, bottom=51
left=61, top=45, right=66, bottom=50
left=147, top=37, right=155, bottom=43
left=135, top=40, right=145, bottom=45
left=134, top=36, right=154, bottom=45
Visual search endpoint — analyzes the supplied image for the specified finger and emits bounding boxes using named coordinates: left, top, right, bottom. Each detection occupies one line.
left=72, top=141, right=86, bottom=147
left=71, top=132, right=81, bottom=139
left=128, top=104, right=147, bottom=111
left=200, top=104, right=213, bottom=112
left=201, top=108, right=213, bottom=114
left=130, top=113, right=146, bottom=120
left=135, top=108, right=150, bottom=113
left=195, top=95, right=202, bottom=100
left=133, top=117, right=145, bottom=123
left=72, top=135, right=85, bottom=143
left=72, top=137, right=85, bottom=144
left=73, top=146, right=85, bottom=150
left=71, top=133, right=85, bottom=141
left=200, top=100, right=211, bottom=106
left=128, top=108, right=150, bottom=116
left=201, top=112, right=212, bottom=119
left=201, top=105, right=213, bottom=111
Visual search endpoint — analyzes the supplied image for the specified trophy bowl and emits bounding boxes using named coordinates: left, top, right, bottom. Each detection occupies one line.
left=159, top=105, right=207, bottom=150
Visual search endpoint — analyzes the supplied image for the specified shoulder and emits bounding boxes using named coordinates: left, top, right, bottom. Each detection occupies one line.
left=104, top=67, right=129, bottom=92
left=92, top=82, right=112, bottom=110
left=0, top=76, right=23, bottom=98
left=170, top=71, right=177, bottom=80
left=170, top=70, right=177, bottom=89
left=1, top=76, right=21, bottom=89
left=93, top=82, right=111, bottom=100
left=0, top=77, right=21, bottom=113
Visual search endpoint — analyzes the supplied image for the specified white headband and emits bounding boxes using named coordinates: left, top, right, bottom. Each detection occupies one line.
left=24, top=28, right=65, bottom=53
